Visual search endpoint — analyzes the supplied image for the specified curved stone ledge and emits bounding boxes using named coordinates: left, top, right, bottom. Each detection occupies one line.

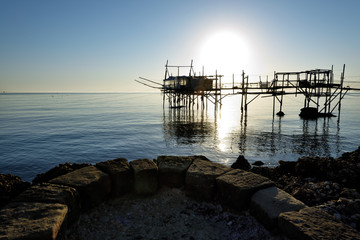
left=0, top=202, right=68, bottom=240
left=216, top=169, right=275, bottom=210
left=13, top=183, right=80, bottom=225
left=1, top=156, right=359, bottom=240
left=250, top=186, right=307, bottom=232
left=186, top=158, right=232, bottom=201
left=49, top=165, right=111, bottom=211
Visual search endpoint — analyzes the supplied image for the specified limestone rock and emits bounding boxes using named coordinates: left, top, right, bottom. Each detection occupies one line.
left=250, top=186, right=306, bottom=230
left=0, top=202, right=68, bottom=240
left=185, top=159, right=232, bottom=201
left=278, top=207, right=360, bottom=240
left=130, top=159, right=158, bottom=195
left=157, top=156, right=194, bottom=187
left=277, top=160, right=296, bottom=175
left=32, top=162, right=91, bottom=184
left=216, top=169, right=274, bottom=210
left=49, top=165, right=111, bottom=210
left=14, top=183, right=80, bottom=224
left=252, top=161, right=264, bottom=167
left=230, top=155, right=251, bottom=170
left=295, top=155, right=360, bottom=191
left=0, top=174, right=30, bottom=208
left=96, top=158, right=133, bottom=196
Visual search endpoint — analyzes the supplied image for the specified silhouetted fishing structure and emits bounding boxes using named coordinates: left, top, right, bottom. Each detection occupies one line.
left=136, top=61, right=360, bottom=118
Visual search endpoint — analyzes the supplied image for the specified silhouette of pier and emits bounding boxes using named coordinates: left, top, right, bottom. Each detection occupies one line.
left=136, top=61, right=360, bottom=118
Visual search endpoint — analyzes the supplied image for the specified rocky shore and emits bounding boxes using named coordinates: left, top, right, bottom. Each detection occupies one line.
left=0, top=174, right=30, bottom=208
left=231, top=146, right=360, bottom=231
left=1, top=147, right=360, bottom=238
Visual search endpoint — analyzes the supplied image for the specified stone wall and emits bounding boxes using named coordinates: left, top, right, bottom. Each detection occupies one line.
left=1, top=156, right=359, bottom=240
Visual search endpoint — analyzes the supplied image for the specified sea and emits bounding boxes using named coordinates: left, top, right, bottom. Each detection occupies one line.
left=1, top=92, right=360, bottom=182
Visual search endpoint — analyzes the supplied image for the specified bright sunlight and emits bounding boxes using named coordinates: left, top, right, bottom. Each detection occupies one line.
left=197, top=30, right=251, bottom=81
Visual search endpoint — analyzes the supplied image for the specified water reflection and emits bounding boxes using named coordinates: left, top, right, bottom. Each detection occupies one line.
left=236, top=115, right=341, bottom=162
left=163, top=107, right=214, bottom=145
left=237, top=113, right=248, bottom=155
left=162, top=96, right=344, bottom=163
left=292, top=118, right=341, bottom=157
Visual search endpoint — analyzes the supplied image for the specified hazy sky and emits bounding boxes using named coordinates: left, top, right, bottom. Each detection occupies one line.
left=1, top=0, right=360, bottom=92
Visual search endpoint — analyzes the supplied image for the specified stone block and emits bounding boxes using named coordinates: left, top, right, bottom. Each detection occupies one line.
left=49, top=165, right=111, bottom=210
left=157, top=156, right=194, bottom=187
left=13, top=183, right=80, bottom=224
left=278, top=207, right=360, bottom=240
left=216, top=169, right=274, bottom=210
left=0, top=202, right=68, bottom=240
left=96, top=158, right=133, bottom=196
left=250, top=186, right=306, bottom=230
left=185, top=159, right=232, bottom=201
left=130, top=159, right=158, bottom=195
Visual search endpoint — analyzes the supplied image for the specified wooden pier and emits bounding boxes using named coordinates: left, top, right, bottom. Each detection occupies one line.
left=136, top=61, right=360, bottom=118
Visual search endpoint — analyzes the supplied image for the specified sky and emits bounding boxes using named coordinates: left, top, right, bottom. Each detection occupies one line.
left=1, top=0, right=360, bottom=92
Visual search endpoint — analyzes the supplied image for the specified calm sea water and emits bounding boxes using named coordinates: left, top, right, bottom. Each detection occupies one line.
left=1, top=92, right=359, bottom=182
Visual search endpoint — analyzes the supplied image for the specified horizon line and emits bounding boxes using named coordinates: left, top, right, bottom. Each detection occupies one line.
left=0, top=90, right=159, bottom=94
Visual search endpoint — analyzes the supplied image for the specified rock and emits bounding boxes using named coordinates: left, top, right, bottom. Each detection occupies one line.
left=231, top=147, right=360, bottom=232
left=292, top=188, right=317, bottom=206
left=13, top=183, right=80, bottom=224
left=277, top=160, right=296, bottom=175
left=96, top=158, right=133, bottom=196
left=250, top=166, right=279, bottom=180
left=317, top=197, right=360, bottom=231
left=278, top=207, right=360, bottom=240
left=295, top=157, right=322, bottom=178
left=250, top=186, right=306, bottom=230
left=294, top=155, right=360, bottom=191
left=0, top=174, right=30, bottom=208
left=280, top=179, right=346, bottom=207
left=49, top=165, right=111, bottom=210
left=185, top=159, right=232, bottom=201
left=189, top=155, right=211, bottom=161
left=341, top=188, right=360, bottom=199
left=252, top=161, right=264, bottom=166
left=0, top=202, right=68, bottom=240
left=339, top=146, right=360, bottom=164
left=216, top=169, right=274, bottom=210
left=230, top=155, right=251, bottom=171
left=130, top=159, right=158, bottom=195
left=156, top=156, right=194, bottom=188
left=32, top=162, right=91, bottom=184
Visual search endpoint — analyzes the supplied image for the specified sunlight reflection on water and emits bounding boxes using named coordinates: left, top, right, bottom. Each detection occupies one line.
left=162, top=93, right=359, bottom=166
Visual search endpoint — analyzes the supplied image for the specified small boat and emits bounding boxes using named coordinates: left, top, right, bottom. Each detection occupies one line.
left=299, top=107, right=335, bottom=118
left=170, top=105, right=185, bottom=109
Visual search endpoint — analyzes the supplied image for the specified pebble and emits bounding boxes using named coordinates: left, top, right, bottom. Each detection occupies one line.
left=67, top=188, right=274, bottom=240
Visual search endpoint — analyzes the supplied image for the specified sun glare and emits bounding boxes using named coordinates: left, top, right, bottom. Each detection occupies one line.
left=197, top=30, right=251, bottom=80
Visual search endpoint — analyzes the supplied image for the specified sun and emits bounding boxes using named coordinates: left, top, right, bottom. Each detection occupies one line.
left=197, top=30, right=251, bottom=79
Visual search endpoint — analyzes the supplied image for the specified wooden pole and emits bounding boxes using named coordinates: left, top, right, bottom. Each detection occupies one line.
left=316, top=72, right=320, bottom=112
left=163, top=91, right=165, bottom=108
left=273, top=72, right=276, bottom=117
left=241, top=71, right=245, bottom=113
left=328, top=66, right=333, bottom=113
left=215, top=70, right=218, bottom=108
left=245, top=74, right=249, bottom=111
left=219, top=74, right=222, bottom=106
left=189, top=59, right=193, bottom=76
left=338, top=64, right=346, bottom=117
